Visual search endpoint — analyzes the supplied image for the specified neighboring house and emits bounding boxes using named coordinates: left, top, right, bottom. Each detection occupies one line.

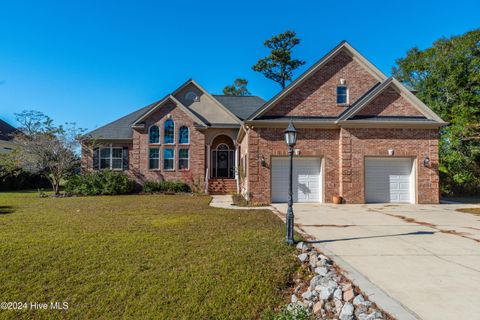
left=82, top=41, right=446, bottom=204
left=0, top=119, right=16, bottom=154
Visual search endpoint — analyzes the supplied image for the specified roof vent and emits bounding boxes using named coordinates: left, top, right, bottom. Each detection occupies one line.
left=185, top=91, right=199, bottom=102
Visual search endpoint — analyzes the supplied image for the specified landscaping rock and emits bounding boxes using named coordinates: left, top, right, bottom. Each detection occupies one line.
left=319, top=254, right=330, bottom=262
left=310, top=275, right=323, bottom=290
left=319, top=285, right=334, bottom=300
left=291, top=294, right=298, bottom=304
left=327, top=279, right=338, bottom=290
left=312, top=301, right=323, bottom=315
left=315, top=266, right=329, bottom=276
left=339, top=302, right=354, bottom=320
left=301, top=290, right=315, bottom=301
left=291, top=241, right=388, bottom=320
left=353, top=294, right=365, bottom=306
left=343, top=288, right=354, bottom=302
left=297, top=253, right=308, bottom=262
left=355, top=303, right=368, bottom=317
left=334, top=288, right=343, bottom=300
left=309, top=253, right=318, bottom=269
left=296, top=241, right=308, bottom=252
left=334, top=299, right=343, bottom=314
left=342, top=283, right=353, bottom=291
left=358, top=311, right=383, bottom=320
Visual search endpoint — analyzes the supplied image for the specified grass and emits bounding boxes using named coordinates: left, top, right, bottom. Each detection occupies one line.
left=457, top=208, right=480, bottom=216
left=0, top=191, right=298, bottom=319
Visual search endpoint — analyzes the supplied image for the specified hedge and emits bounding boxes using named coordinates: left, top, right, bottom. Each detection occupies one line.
left=143, top=180, right=191, bottom=194
left=65, top=171, right=135, bottom=196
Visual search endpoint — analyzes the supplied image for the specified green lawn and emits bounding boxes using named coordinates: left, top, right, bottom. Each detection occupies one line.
left=0, top=192, right=298, bottom=319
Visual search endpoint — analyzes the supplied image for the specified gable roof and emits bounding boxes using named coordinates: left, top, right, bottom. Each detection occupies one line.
left=212, top=95, right=265, bottom=120
left=85, top=103, right=154, bottom=140
left=247, top=40, right=388, bottom=121
left=172, top=79, right=242, bottom=124
left=0, top=119, right=16, bottom=141
left=337, top=77, right=446, bottom=124
left=131, top=94, right=208, bottom=128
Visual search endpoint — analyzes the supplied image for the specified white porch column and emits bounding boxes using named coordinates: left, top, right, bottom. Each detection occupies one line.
left=205, top=144, right=211, bottom=194
left=235, top=143, right=239, bottom=194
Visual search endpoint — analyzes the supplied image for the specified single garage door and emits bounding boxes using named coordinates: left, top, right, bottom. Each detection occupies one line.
left=271, top=157, right=321, bottom=203
left=365, top=157, right=414, bottom=203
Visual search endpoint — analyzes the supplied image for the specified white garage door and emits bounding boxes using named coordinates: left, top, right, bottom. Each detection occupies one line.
left=271, top=157, right=321, bottom=203
left=365, top=157, right=414, bottom=203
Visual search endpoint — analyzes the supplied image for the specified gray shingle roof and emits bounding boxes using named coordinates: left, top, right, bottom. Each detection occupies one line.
left=212, top=95, right=265, bottom=120
left=85, top=103, right=154, bottom=140
left=0, top=119, right=16, bottom=141
left=84, top=95, right=266, bottom=140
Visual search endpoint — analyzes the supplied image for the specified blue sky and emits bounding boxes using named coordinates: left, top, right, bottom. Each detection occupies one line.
left=0, top=0, right=478, bottom=131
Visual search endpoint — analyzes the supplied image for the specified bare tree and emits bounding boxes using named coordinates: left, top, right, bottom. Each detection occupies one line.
left=8, top=111, right=83, bottom=195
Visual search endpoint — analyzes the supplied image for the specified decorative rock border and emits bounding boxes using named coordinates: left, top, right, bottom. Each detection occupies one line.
left=288, top=242, right=393, bottom=320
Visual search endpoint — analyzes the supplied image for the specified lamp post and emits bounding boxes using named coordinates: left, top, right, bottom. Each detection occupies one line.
left=284, top=120, right=297, bottom=245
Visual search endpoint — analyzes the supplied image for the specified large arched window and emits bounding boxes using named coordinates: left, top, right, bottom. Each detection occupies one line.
left=149, top=125, right=159, bottom=144
left=179, top=126, right=189, bottom=144
left=164, top=119, right=174, bottom=144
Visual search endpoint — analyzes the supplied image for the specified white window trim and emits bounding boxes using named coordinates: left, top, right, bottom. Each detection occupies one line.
left=163, top=119, right=175, bottom=145
left=163, top=147, right=175, bottom=171
left=148, top=147, right=161, bottom=171
left=100, top=145, right=123, bottom=171
left=336, top=85, right=349, bottom=105
left=178, top=148, right=189, bottom=171
left=178, top=126, right=189, bottom=145
left=148, top=125, right=161, bottom=144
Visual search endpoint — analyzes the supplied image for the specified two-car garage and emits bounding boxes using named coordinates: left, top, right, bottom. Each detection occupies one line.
left=270, top=156, right=415, bottom=204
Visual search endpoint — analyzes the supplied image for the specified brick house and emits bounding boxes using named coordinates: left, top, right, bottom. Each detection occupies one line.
left=82, top=41, right=446, bottom=204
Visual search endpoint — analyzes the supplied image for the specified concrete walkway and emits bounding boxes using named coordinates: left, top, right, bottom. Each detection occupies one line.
left=272, top=202, right=480, bottom=320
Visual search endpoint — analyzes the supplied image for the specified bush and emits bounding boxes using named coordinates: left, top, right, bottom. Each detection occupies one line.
left=65, top=171, right=135, bottom=196
left=264, top=305, right=313, bottom=320
left=0, top=170, right=51, bottom=191
left=142, top=180, right=191, bottom=194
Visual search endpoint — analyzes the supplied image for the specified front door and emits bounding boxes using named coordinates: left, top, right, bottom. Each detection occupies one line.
left=216, top=150, right=229, bottom=178
left=211, top=144, right=235, bottom=178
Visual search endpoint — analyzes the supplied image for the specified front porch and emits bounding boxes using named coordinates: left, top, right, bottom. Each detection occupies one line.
left=205, top=133, right=239, bottom=195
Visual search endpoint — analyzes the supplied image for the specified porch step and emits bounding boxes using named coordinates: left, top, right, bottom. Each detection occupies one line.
left=208, top=179, right=237, bottom=195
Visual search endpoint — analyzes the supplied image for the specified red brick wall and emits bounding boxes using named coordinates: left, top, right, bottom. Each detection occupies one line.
left=244, top=127, right=439, bottom=204
left=81, top=103, right=206, bottom=190
left=132, top=104, right=205, bottom=188
left=264, top=50, right=379, bottom=117
left=340, top=128, right=439, bottom=204
left=246, top=127, right=340, bottom=204
left=356, top=86, right=424, bottom=117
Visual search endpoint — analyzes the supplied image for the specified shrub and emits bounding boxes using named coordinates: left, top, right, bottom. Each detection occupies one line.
left=142, top=180, right=191, bottom=194
left=264, top=305, right=313, bottom=320
left=0, top=170, right=51, bottom=191
left=65, top=171, right=135, bottom=196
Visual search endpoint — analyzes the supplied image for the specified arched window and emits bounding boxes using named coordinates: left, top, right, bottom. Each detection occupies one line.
left=216, top=143, right=229, bottom=150
left=179, top=126, right=189, bottom=144
left=164, top=119, right=174, bottom=144
left=149, top=125, right=159, bottom=144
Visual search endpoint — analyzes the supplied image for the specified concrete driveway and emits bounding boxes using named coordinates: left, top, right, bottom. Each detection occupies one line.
left=272, top=202, right=480, bottom=320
